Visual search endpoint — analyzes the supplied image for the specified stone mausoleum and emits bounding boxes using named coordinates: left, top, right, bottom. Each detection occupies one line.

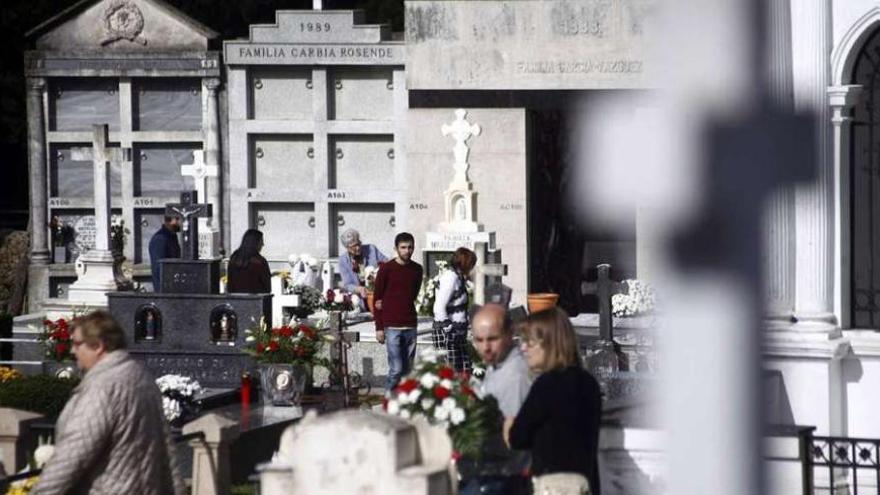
left=23, top=0, right=647, bottom=315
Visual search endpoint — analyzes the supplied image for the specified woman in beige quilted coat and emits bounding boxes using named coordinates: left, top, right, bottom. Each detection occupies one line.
left=32, top=311, right=184, bottom=495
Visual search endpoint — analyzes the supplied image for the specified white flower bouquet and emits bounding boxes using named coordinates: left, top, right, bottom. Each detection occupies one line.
left=611, top=279, right=657, bottom=317
left=383, top=348, right=501, bottom=459
left=156, top=374, right=202, bottom=423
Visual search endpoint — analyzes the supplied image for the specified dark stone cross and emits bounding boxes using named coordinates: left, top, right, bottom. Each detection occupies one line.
left=165, top=191, right=212, bottom=260
left=581, top=263, right=627, bottom=341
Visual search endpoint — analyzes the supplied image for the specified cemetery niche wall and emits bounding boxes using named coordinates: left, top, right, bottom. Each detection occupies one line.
left=24, top=0, right=223, bottom=310
left=225, top=10, right=407, bottom=268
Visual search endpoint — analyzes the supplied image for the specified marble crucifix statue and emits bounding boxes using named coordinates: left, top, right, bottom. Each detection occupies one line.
left=180, top=150, right=220, bottom=259
left=439, top=109, right=482, bottom=232
left=65, top=124, right=128, bottom=304
left=165, top=191, right=212, bottom=260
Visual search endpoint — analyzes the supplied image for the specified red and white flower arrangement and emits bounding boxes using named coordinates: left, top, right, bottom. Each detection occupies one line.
left=245, top=317, right=333, bottom=367
left=37, top=318, right=75, bottom=362
left=383, top=348, right=501, bottom=459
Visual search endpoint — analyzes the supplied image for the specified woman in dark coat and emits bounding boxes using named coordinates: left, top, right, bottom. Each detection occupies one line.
left=226, top=229, right=271, bottom=293
left=506, top=306, right=602, bottom=494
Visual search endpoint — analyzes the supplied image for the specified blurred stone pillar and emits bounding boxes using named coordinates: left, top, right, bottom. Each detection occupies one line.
left=791, top=0, right=835, bottom=327
left=27, top=77, right=49, bottom=265
left=764, top=0, right=796, bottom=322
left=183, top=413, right=240, bottom=495
left=0, top=408, right=41, bottom=474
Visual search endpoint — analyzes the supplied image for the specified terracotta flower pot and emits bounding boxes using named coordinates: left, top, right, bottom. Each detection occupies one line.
left=367, top=290, right=376, bottom=314
left=527, top=293, right=560, bottom=313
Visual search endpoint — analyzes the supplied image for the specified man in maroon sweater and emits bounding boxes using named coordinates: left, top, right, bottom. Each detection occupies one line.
left=374, top=232, right=423, bottom=392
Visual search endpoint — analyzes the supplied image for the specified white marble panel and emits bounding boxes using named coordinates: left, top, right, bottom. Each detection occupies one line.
left=48, top=78, right=120, bottom=131
left=330, top=203, right=396, bottom=257
left=52, top=208, right=123, bottom=259
left=330, top=67, right=395, bottom=121
left=250, top=67, right=314, bottom=120
left=330, top=135, right=395, bottom=190
left=134, top=143, right=198, bottom=197
left=251, top=203, right=317, bottom=261
left=133, top=78, right=202, bottom=131
left=251, top=135, right=315, bottom=189
left=50, top=143, right=122, bottom=198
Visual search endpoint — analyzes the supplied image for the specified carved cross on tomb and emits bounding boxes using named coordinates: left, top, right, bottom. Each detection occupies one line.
left=70, top=125, right=128, bottom=254
left=180, top=150, right=218, bottom=222
left=165, top=191, right=212, bottom=260
left=581, top=263, right=627, bottom=342
left=442, top=109, right=482, bottom=186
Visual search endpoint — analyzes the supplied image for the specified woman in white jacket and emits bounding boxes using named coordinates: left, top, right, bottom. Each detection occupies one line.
left=432, top=247, right=477, bottom=372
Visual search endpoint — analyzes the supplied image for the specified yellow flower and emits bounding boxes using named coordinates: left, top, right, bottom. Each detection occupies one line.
left=0, top=366, right=22, bottom=383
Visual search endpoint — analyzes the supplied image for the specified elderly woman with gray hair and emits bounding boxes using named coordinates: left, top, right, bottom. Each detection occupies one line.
left=338, top=228, right=388, bottom=297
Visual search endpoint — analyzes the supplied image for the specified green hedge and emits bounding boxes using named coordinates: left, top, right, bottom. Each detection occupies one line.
left=0, top=374, right=79, bottom=417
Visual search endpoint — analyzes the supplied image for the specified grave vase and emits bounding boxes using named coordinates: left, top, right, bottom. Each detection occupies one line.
left=43, top=361, right=79, bottom=380
left=527, top=293, right=559, bottom=313
left=259, top=363, right=308, bottom=406
left=366, top=290, right=376, bottom=314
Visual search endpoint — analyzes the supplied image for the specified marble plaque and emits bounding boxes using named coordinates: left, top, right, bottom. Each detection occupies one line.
left=250, top=67, right=313, bottom=120
left=135, top=208, right=169, bottom=264
left=330, top=67, right=394, bottom=121
left=330, top=203, right=396, bottom=257
left=330, top=135, right=395, bottom=190
left=49, top=78, right=120, bottom=131
left=133, top=78, right=202, bottom=131
left=251, top=203, right=316, bottom=260
left=425, top=231, right=495, bottom=252
left=134, top=144, right=198, bottom=197
left=251, top=135, right=315, bottom=189
left=53, top=208, right=122, bottom=258
left=51, top=144, right=122, bottom=198
left=405, top=0, right=653, bottom=90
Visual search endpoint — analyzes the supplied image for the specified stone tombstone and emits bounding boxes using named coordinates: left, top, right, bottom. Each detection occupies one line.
left=405, top=0, right=654, bottom=90
left=259, top=410, right=453, bottom=495
left=108, top=292, right=272, bottom=388
left=330, top=203, right=396, bottom=257
left=225, top=9, right=406, bottom=265
left=253, top=203, right=317, bottom=260
left=485, top=282, right=512, bottom=307
left=251, top=135, right=314, bottom=190
left=160, top=259, right=220, bottom=294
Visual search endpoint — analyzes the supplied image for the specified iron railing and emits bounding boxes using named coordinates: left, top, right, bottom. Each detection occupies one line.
left=808, top=435, right=880, bottom=494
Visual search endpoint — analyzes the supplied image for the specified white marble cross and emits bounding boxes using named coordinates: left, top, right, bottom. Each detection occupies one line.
left=441, top=109, right=481, bottom=185
left=180, top=150, right=218, bottom=207
left=71, top=125, right=125, bottom=253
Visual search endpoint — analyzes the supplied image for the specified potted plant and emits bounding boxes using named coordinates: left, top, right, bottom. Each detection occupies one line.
left=36, top=317, right=79, bottom=379
left=383, top=348, right=502, bottom=460
left=527, top=293, right=560, bottom=313
left=245, top=318, right=332, bottom=406
left=156, top=374, right=203, bottom=427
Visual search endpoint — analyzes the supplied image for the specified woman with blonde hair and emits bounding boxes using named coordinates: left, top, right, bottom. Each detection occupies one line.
left=506, top=306, right=602, bottom=495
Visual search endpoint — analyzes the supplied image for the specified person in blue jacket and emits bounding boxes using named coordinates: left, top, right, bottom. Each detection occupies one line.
left=338, top=228, right=387, bottom=297
left=148, top=215, right=181, bottom=292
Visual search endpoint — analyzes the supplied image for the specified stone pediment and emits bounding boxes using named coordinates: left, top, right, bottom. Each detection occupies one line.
left=247, top=10, right=391, bottom=44
left=28, top=0, right=217, bottom=52
left=224, top=10, right=404, bottom=66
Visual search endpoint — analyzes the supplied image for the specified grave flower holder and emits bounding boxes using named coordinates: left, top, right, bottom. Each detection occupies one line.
left=259, top=363, right=308, bottom=406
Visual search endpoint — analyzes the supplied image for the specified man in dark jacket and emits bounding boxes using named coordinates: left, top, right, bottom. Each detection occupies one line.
left=148, top=215, right=181, bottom=291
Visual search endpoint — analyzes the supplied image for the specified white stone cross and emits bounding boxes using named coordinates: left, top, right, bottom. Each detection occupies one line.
left=441, top=109, right=481, bottom=186
left=180, top=150, right=218, bottom=207
left=71, top=125, right=125, bottom=253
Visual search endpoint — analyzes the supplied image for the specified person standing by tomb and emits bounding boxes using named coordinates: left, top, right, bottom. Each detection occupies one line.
left=32, top=311, right=184, bottom=495
left=148, top=214, right=181, bottom=291
left=338, top=228, right=387, bottom=297
left=506, top=307, right=602, bottom=495
left=227, top=229, right=272, bottom=293
left=373, top=232, right=423, bottom=392
left=472, top=303, right=532, bottom=418
left=432, top=247, right=477, bottom=372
